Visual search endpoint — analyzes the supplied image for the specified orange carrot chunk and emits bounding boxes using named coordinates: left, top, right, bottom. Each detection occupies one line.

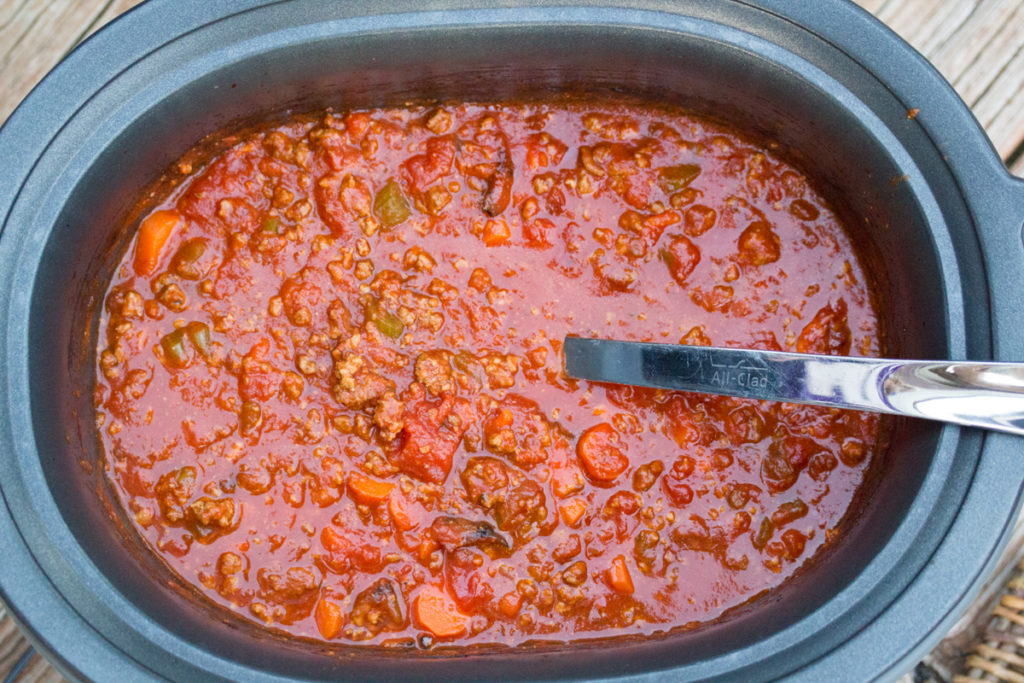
left=348, top=471, right=395, bottom=506
left=559, top=498, right=588, bottom=527
left=133, top=209, right=182, bottom=276
left=387, top=493, right=415, bottom=530
left=414, top=585, right=468, bottom=637
left=314, top=598, right=344, bottom=640
left=607, top=555, right=635, bottom=594
left=576, top=423, right=629, bottom=482
left=498, top=591, right=522, bottom=618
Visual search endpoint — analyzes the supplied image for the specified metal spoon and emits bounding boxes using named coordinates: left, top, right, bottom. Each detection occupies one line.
left=563, top=336, right=1024, bottom=437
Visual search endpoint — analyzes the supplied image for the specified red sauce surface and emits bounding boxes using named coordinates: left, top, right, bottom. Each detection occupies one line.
left=95, top=101, right=882, bottom=646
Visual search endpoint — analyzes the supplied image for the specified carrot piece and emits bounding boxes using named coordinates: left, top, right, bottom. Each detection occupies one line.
left=314, top=598, right=344, bottom=639
left=347, top=471, right=394, bottom=506
left=345, top=112, right=371, bottom=138
left=387, top=493, right=415, bottom=530
left=482, top=218, right=511, bottom=246
left=559, top=498, right=587, bottom=527
left=417, top=537, right=439, bottom=563
left=414, top=585, right=468, bottom=637
left=320, top=525, right=345, bottom=553
left=576, top=423, right=629, bottom=482
left=607, top=555, right=635, bottom=594
left=498, top=591, right=522, bottom=618
left=134, top=209, right=182, bottom=276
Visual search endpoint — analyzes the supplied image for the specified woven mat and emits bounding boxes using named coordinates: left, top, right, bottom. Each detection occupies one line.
left=895, top=518, right=1024, bottom=682
left=955, top=564, right=1024, bottom=683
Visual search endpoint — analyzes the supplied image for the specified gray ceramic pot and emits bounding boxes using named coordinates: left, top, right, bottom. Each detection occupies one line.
left=1, top=1, right=1023, bottom=680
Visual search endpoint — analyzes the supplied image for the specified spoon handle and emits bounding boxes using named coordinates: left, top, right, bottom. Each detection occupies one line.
left=562, top=336, right=1024, bottom=437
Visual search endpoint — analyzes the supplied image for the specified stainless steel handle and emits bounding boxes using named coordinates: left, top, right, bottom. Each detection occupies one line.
left=880, top=362, right=1024, bottom=435
left=563, top=337, right=1024, bottom=437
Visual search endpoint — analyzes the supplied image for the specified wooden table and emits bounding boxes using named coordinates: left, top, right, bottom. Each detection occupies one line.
left=1, top=1, right=1022, bottom=681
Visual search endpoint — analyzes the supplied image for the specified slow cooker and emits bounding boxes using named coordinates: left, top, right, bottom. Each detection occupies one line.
left=1, top=1, right=1023, bottom=679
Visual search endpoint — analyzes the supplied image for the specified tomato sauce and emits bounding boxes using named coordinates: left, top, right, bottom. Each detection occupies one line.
left=94, top=100, right=882, bottom=646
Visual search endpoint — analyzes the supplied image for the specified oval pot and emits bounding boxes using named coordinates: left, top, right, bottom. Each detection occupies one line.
left=1, top=1, right=1024, bottom=680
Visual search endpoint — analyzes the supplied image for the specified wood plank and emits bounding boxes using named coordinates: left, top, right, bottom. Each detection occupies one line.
left=856, top=0, right=892, bottom=15
left=0, top=605, right=33, bottom=677
left=972, top=45, right=1024, bottom=158
left=917, top=1, right=979, bottom=57
left=14, top=654, right=63, bottom=683
left=886, top=0, right=979, bottom=58
left=854, top=0, right=1024, bottom=173
left=0, top=0, right=100, bottom=121
left=929, top=0, right=1023, bottom=89
left=0, top=0, right=142, bottom=123
left=927, top=0, right=1024, bottom=159
left=946, top=0, right=1024, bottom=106
left=1011, top=152, right=1024, bottom=178
left=876, top=0, right=953, bottom=48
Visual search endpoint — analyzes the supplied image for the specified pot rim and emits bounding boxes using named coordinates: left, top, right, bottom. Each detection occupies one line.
left=1, top=1, right=1023, bottom=681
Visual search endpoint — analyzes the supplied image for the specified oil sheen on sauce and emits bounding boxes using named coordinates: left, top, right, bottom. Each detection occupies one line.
left=95, top=100, right=882, bottom=646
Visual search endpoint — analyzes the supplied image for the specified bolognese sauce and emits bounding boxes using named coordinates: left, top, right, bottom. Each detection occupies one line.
left=95, top=100, right=882, bottom=646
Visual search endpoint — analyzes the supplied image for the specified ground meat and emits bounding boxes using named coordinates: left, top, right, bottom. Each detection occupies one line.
left=155, top=466, right=197, bottom=524
left=236, top=462, right=274, bottom=494
left=331, top=350, right=396, bottom=410
left=460, top=456, right=514, bottom=510
left=306, top=456, right=346, bottom=507
left=106, top=286, right=144, bottom=320
left=493, top=479, right=549, bottom=541
left=187, top=496, right=235, bottom=529
left=414, top=350, right=455, bottom=396
left=737, top=220, right=781, bottom=265
left=256, top=566, right=319, bottom=605
left=796, top=299, right=851, bottom=355
left=238, top=339, right=284, bottom=402
left=349, top=578, right=406, bottom=637
left=279, top=277, right=323, bottom=327
left=479, top=352, right=520, bottom=389
left=482, top=394, right=562, bottom=468
left=372, top=392, right=405, bottom=442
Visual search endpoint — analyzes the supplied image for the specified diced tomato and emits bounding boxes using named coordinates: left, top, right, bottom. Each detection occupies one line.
left=237, top=339, right=283, bottom=402
left=683, top=204, right=717, bottom=236
left=345, top=112, right=371, bottom=138
left=498, top=591, right=522, bottom=617
left=482, top=219, right=511, bottom=246
left=796, top=299, right=851, bottom=355
left=402, top=136, right=455, bottom=193
left=641, top=209, right=680, bottom=243
left=445, top=549, right=494, bottom=612
left=737, top=220, right=781, bottom=265
left=320, top=525, right=382, bottom=573
left=391, top=397, right=473, bottom=484
left=661, top=234, right=701, bottom=285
